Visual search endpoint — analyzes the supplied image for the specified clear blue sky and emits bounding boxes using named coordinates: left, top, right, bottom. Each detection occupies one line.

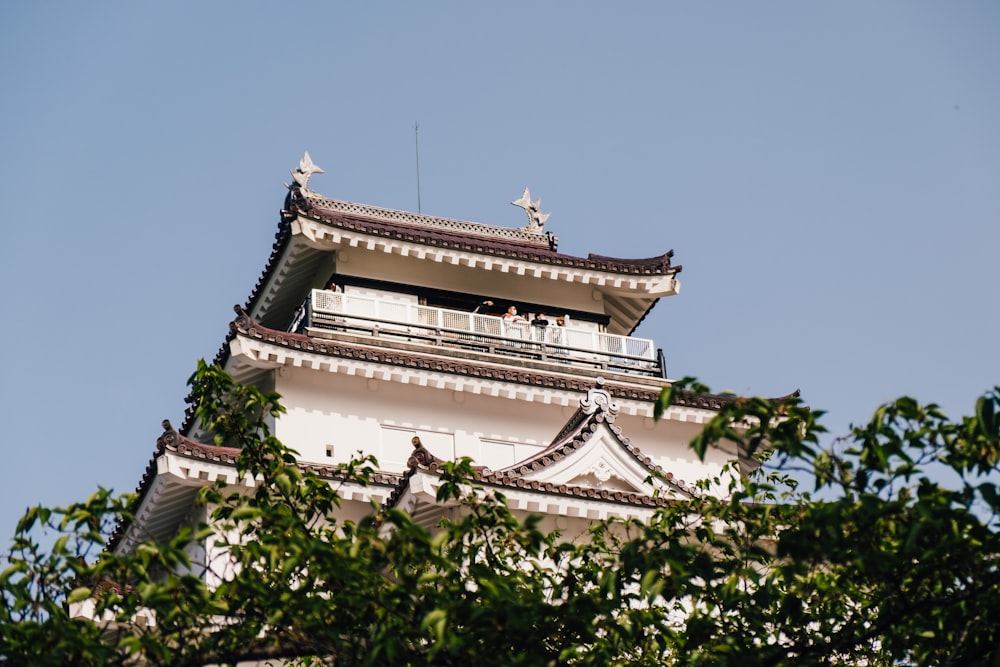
left=1, top=3, right=998, bottom=540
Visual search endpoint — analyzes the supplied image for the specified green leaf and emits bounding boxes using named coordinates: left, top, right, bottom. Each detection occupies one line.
left=977, top=395, right=997, bottom=439
left=15, top=506, right=38, bottom=534
left=655, top=385, right=674, bottom=421
left=66, top=587, right=93, bottom=604
left=7, top=364, right=999, bottom=666
left=0, top=560, right=27, bottom=583
left=979, top=482, right=1000, bottom=509
left=421, top=609, right=448, bottom=647
left=640, top=569, right=664, bottom=599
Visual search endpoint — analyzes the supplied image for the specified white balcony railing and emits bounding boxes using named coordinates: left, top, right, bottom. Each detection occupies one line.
left=301, top=290, right=662, bottom=376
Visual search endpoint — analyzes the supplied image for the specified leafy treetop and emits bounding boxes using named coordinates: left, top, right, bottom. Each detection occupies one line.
left=2, top=363, right=999, bottom=666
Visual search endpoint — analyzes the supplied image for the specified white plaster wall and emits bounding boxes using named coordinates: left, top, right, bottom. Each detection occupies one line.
left=274, top=365, right=564, bottom=472
left=272, top=363, right=727, bottom=484
left=615, top=415, right=729, bottom=487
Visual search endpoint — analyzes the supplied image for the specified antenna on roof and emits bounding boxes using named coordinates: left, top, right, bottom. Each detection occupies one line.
left=414, top=121, right=422, bottom=213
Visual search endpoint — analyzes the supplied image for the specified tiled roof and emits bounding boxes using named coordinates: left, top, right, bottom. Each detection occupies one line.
left=227, top=307, right=662, bottom=395
left=238, top=183, right=681, bottom=331
left=399, top=452, right=679, bottom=510
left=293, top=188, right=682, bottom=277
left=164, top=423, right=404, bottom=487
left=399, top=382, right=695, bottom=508
left=299, top=191, right=559, bottom=251
left=178, top=307, right=739, bottom=436
left=108, top=420, right=404, bottom=551
left=178, top=307, right=748, bottom=437
left=470, top=471, right=674, bottom=507
left=107, top=421, right=201, bottom=551
left=497, top=383, right=695, bottom=497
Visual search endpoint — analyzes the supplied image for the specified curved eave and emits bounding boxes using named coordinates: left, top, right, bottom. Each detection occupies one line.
left=244, top=188, right=680, bottom=334
left=109, top=425, right=402, bottom=554
left=180, top=309, right=771, bottom=440
left=394, top=467, right=677, bottom=524
left=297, top=198, right=680, bottom=278
left=225, top=310, right=675, bottom=412
left=300, top=192, right=557, bottom=252
left=252, top=214, right=679, bottom=334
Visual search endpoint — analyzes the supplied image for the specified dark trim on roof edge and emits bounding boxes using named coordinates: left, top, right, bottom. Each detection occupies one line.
left=298, top=199, right=683, bottom=277
left=108, top=420, right=403, bottom=551
left=178, top=307, right=789, bottom=438
left=397, top=435, right=680, bottom=508
left=501, top=406, right=694, bottom=498
left=240, top=186, right=680, bottom=333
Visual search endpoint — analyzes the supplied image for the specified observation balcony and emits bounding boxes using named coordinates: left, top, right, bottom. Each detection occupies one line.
left=293, top=289, right=666, bottom=378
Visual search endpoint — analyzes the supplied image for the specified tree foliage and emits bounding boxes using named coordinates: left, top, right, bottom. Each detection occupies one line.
left=2, top=364, right=1000, bottom=665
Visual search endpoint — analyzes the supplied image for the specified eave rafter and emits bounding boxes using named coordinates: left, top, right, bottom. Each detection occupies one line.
left=229, top=331, right=650, bottom=414
left=244, top=153, right=682, bottom=342
left=398, top=469, right=667, bottom=523
left=183, top=307, right=739, bottom=438
left=227, top=318, right=672, bottom=416
left=222, top=310, right=730, bottom=427
left=293, top=215, right=680, bottom=297
left=111, top=421, right=401, bottom=553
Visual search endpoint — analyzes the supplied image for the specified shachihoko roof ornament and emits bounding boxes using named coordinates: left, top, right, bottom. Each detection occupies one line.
left=289, top=151, right=325, bottom=193
left=511, top=187, right=551, bottom=233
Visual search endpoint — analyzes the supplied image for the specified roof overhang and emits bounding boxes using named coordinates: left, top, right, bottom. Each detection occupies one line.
left=248, top=207, right=680, bottom=335
left=396, top=469, right=668, bottom=524
left=225, top=321, right=680, bottom=417
left=112, top=432, right=400, bottom=555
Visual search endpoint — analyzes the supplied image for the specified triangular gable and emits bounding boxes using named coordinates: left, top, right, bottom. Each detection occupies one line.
left=523, top=427, right=656, bottom=494
left=498, top=381, right=692, bottom=499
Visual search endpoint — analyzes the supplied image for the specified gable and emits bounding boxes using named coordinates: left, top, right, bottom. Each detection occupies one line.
left=518, top=427, right=656, bottom=495
left=500, top=381, right=692, bottom=500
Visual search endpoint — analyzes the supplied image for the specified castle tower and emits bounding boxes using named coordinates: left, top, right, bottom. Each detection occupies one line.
left=111, top=153, right=744, bottom=555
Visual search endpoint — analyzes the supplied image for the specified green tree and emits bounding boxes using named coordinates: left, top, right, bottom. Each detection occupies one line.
left=2, top=363, right=999, bottom=665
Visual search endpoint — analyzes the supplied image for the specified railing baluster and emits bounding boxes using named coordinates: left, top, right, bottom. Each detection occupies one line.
left=307, top=289, right=659, bottom=374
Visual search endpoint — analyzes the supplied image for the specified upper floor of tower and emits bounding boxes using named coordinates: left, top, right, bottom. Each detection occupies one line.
left=237, top=152, right=683, bottom=381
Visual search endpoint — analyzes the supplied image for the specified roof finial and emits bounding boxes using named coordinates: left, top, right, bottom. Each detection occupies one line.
left=290, top=151, right=325, bottom=192
left=511, top=187, right=551, bottom=233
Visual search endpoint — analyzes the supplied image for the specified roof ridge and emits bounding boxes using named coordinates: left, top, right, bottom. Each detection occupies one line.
left=298, top=191, right=558, bottom=251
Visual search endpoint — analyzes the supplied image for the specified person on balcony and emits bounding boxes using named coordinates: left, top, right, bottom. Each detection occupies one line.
left=467, top=300, right=495, bottom=342
left=502, top=306, right=526, bottom=340
left=552, top=315, right=569, bottom=346
left=531, top=312, right=550, bottom=341
left=502, top=306, right=525, bottom=322
left=289, top=304, right=307, bottom=333
left=316, top=279, right=344, bottom=328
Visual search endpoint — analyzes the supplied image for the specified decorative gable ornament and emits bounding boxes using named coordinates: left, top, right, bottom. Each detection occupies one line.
left=289, top=151, right=325, bottom=193
left=580, top=378, right=618, bottom=420
left=518, top=423, right=659, bottom=496
left=511, top=187, right=551, bottom=233
left=501, top=379, right=692, bottom=499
